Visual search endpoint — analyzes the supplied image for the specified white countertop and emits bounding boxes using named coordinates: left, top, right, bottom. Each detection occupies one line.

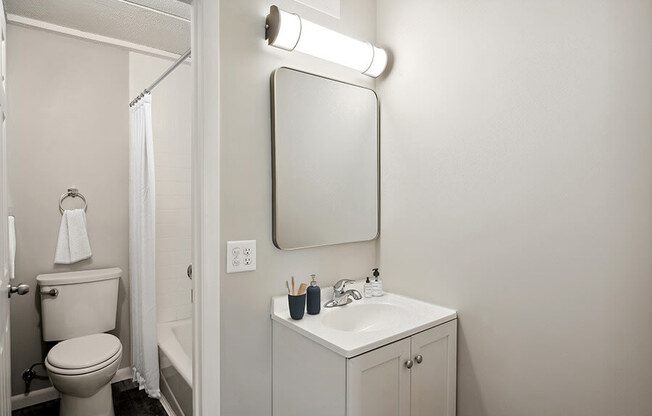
left=270, top=288, right=457, bottom=358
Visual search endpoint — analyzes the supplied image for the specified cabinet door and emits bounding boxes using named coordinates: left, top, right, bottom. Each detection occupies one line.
left=347, top=338, right=411, bottom=416
left=410, top=320, right=457, bottom=416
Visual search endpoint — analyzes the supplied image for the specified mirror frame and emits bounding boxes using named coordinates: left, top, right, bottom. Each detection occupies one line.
left=270, top=67, right=381, bottom=250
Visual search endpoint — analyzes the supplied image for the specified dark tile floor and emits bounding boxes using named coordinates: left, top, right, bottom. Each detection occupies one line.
left=12, top=380, right=168, bottom=416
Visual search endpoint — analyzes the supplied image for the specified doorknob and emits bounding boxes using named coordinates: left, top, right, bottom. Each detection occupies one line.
left=8, top=283, right=29, bottom=298
left=405, top=359, right=414, bottom=369
left=415, top=355, right=423, bottom=364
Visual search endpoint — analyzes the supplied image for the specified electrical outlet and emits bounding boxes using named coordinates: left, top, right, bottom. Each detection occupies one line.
left=227, top=240, right=256, bottom=273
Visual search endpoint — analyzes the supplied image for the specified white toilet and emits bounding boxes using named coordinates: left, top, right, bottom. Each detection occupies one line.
left=37, top=268, right=123, bottom=416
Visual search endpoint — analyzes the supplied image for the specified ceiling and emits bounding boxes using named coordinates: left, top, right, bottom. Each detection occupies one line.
left=4, top=0, right=191, bottom=54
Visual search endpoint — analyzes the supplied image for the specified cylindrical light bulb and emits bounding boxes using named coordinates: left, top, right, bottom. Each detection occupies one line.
left=266, top=5, right=388, bottom=77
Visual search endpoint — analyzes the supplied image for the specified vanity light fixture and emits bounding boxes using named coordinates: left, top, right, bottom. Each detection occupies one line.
left=265, top=5, right=388, bottom=78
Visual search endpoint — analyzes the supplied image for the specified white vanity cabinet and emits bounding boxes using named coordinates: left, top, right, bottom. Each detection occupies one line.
left=347, top=321, right=457, bottom=416
left=272, top=318, right=457, bottom=416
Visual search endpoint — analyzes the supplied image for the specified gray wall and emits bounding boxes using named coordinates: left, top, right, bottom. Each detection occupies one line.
left=7, top=25, right=131, bottom=394
left=218, top=0, right=378, bottom=414
left=377, top=1, right=652, bottom=415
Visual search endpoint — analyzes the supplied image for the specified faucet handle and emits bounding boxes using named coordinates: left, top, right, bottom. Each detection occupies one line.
left=333, top=279, right=355, bottom=293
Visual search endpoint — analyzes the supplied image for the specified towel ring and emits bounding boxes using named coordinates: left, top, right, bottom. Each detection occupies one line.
left=59, top=188, right=87, bottom=215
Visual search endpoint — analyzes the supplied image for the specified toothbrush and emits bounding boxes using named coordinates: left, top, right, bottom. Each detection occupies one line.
left=298, top=283, right=307, bottom=296
left=286, top=281, right=291, bottom=295
left=292, top=276, right=295, bottom=295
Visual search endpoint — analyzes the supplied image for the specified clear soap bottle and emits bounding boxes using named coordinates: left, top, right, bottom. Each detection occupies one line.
left=364, top=276, right=373, bottom=298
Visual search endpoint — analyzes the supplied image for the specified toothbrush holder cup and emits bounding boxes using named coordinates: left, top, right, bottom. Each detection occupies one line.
left=288, top=293, right=306, bottom=320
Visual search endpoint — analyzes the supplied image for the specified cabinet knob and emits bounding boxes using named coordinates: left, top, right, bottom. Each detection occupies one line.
left=405, top=359, right=413, bottom=369
left=415, top=355, right=423, bottom=364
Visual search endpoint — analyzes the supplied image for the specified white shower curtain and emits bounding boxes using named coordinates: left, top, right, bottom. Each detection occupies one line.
left=129, top=93, right=160, bottom=399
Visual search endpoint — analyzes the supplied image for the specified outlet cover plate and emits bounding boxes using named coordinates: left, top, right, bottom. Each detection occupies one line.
left=227, top=240, right=256, bottom=273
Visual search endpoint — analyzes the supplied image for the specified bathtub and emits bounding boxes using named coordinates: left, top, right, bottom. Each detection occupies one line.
left=158, top=319, right=193, bottom=416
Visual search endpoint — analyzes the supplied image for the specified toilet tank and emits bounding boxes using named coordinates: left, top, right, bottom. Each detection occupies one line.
left=37, top=268, right=122, bottom=341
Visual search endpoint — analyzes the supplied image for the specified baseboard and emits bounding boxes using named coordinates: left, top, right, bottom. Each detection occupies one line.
left=11, top=366, right=133, bottom=411
left=10, top=386, right=59, bottom=410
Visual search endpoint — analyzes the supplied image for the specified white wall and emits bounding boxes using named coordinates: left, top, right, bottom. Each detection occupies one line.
left=376, top=1, right=652, bottom=415
left=129, top=52, right=192, bottom=324
left=7, top=24, right=131, bottom=394
left=218, top=0, right=378, bottom=414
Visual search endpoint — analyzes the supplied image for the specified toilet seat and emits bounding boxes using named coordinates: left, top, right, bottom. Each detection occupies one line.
left=46, top=333, right=122, bottom=376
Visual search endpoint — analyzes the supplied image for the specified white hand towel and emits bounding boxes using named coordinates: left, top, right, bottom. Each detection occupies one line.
left=8, top=215, right=15, bottom=279
left=54, top=209, right=92, bottom=264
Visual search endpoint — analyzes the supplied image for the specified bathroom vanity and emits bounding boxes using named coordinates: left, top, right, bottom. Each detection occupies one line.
left=271, top=291, right=457, bottom=416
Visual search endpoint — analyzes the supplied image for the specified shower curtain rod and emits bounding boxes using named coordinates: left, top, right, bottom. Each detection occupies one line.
left=129, top=48, right=191, bottom=107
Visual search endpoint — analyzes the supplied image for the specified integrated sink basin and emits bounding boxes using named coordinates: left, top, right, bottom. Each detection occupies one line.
left=320, top=303, right=410, bottom=332
left=271, top=285, right=457, bottom=358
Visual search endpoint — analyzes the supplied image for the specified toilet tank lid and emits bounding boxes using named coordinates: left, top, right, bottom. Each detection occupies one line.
left=37, top=267, right=122, bottom=286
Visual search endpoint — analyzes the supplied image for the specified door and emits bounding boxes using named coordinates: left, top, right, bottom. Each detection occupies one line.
left=0, top=2, right=9, bottom=414
left=347, top=338, right=411, bottom=416
left=410, top=321, right=457, bottom=416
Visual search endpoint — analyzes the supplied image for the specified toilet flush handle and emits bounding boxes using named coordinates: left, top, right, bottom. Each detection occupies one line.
left=40, top=288, right=59, bottom=297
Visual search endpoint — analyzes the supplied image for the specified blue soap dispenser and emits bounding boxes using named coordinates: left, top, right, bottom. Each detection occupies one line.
left=306, top=274, right=321, bottom=315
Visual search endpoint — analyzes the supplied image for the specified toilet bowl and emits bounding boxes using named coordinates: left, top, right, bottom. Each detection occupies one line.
left=45, top=333, right=123, bottom=416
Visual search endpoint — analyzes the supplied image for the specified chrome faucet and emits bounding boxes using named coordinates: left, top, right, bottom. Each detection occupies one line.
left=324, top=279, right=362, bottom=308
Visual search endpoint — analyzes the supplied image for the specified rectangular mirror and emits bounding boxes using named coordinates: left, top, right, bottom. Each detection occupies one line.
left=271, top=67, right=379, bottom=250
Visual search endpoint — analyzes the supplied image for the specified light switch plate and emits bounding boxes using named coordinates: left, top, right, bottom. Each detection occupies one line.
left=227, top=240, right=256, bottom=273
